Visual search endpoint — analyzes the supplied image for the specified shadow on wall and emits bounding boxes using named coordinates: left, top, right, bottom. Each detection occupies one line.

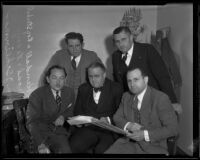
left=104, top=34, right=115, bottom=81
left=38, top=38, right=66, bottom=87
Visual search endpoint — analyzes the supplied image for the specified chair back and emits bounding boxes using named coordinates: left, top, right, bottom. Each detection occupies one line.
left=13, top=99, right=36, bottom=153
left=167, top=111, right=180, bottom=156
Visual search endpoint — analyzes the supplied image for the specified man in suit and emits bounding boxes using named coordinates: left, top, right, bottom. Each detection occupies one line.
left=112, top=26, right=181, bottom=111
left=105, top=67, right=178, bottom=154
left=69, top=62, right=123, bottom=153
left=40, top=32, right=101, bottom=98
left=26, top=65, right=75, bottom=153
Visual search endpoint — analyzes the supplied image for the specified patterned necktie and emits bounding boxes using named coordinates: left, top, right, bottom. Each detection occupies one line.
left=71, top=56, right=76, bottom=70
left=56, top=91, right=62, bottom=107
left=122, top=52, right=128, bottom=63
left=133, top=96, right=140, bottom=123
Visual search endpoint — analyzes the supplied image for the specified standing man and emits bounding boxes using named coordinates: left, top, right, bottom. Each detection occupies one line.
left=105, top=67, right=178, bottom=154
left=41, top=32, right=101, bottom=98
left=69, top=62, right=123, bottom=153
left=26, top=65, right=75, bottom=153
left=112, top=26, right=181, bottom=111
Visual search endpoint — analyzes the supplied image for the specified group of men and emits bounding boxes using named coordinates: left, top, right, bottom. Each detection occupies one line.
left=26, top=26, right=179, bottom=154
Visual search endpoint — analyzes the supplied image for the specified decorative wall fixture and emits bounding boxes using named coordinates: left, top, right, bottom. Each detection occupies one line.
left=120, top=8, right=147, bottom=42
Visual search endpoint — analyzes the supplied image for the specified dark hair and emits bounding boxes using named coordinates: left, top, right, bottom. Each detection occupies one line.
left=46, top=65, right=67, bottom=78
left=65, top=32, right=84, bottom=44
left=113, top=26, right=132, bottom=35
left=87, top=61, right=106, bottom=73
left=127, top=67, right=148, bottom=77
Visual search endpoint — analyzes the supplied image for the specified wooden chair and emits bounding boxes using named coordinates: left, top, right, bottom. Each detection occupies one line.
left=13, top=99, right=37, bottom=153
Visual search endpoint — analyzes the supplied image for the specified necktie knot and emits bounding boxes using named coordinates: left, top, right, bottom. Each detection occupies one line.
left=132, top=96, right=138, bottom=108
left=122, top=52, right=128, bottom=62
left=93, top=87, right=102, bottom=93
left=71, top=56, right=77, bottom=70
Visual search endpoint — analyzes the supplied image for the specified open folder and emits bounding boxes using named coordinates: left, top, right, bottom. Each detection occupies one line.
left=67, top=115, right=127, bottom=135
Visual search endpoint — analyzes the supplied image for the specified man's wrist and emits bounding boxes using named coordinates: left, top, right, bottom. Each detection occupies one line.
left=144, top=130, right=150, bottom=142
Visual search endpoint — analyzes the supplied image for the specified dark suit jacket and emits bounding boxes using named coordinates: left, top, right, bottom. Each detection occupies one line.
left=26, top=85, right=75, bottom=146
left=74, top=78, right=123, bottom=122
left=112, top=41, right=177, bottom=103
left=113, top=86, right=178, bottom=154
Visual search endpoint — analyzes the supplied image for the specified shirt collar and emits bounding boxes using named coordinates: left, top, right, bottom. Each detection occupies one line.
left=127, top=43, right=134, bottom=57
left=71, top=54, right=81, bottom=60
left=136, top=86, right=147, bottom=103
left=122, top=43, right=134, bottom=57
left=51, top=89, right=61, bottom=98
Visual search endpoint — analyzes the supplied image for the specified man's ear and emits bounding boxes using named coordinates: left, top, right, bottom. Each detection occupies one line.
left=46, top=76, right=50, bottom=84
left=130, top=33, right=134, bottom=42
left=144, top=76, right=148, bottom=85
left=81, top=42, right=85, bottom=48
left=103, top=72, right=106, bottom=79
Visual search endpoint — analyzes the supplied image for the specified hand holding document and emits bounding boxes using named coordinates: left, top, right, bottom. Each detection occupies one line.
left=67, top=115, right=127, bottom=135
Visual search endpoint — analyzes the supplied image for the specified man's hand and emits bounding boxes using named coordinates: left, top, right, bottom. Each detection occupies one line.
left=126, top=130, right=145, bottom=141
left=54, top=115, right=65, bottom=126
left=172, top=103, right=182, bottom=115
left=127, top=122, right=143, bottom=133
left=38, top=143, right=50, bottom=154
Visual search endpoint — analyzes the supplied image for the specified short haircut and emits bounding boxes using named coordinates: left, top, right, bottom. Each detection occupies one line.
left=127, top=67, right=148, bottom=77
left=46, top=65, right=67, bottom=78
left=87, top=61, right=106, bottom=73
left=113, top=26, right=132, bottom=35
left=64, top=32, right=84, bottom=44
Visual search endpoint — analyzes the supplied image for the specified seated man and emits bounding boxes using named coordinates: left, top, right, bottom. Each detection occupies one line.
left=105, top=67, right=178, bottom=154
left=69, top=62, right=123, bottom=153
left=26, top=65, right=75, bottom=153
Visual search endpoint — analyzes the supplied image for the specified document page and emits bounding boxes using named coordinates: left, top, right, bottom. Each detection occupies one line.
left=67, top=115, right=127, bottom=135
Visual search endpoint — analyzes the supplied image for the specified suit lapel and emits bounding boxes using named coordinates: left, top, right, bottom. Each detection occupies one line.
left=128, top=42, right=142, bottom=69
left=77, top=50, right=86, bottom=70
left=139, top=86, right=152, bottom=127
left=60, top=87, right=71, bottom=114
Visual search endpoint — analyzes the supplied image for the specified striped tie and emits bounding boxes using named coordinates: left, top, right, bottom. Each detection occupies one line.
left=56, top=91, right=62, bottom=107
left=71, top=56, right=76, bottom=70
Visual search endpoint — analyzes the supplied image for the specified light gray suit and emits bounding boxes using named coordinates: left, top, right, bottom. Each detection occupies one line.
left=105, top=86, right=178, bottom=154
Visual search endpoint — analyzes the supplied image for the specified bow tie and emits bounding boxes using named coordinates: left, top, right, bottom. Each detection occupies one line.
left=93, top=87, right=103, bottom=93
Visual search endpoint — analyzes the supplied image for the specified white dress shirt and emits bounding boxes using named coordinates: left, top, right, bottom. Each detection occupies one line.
left=92, top=89, right=111, bottom=124
left=93, top=89, right=101, bottom=104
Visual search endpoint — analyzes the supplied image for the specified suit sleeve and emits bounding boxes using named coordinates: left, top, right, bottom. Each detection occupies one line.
left=26, top=92, right=47, bottom=146
left=147, top=45, right=177, bottom=103
left=110, top=84, right=123, bottom=124
left=92, top=51, right=102, bottom=63
left=112, top=53, right=118, bottom=82
left=147, top=94, right=178, bottom=142
left=113, top=93, right=129, bottom=129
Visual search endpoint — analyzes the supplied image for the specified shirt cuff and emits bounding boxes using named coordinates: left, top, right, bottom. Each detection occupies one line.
left=106, top=117, right=111, bottom=124
left=144, top=130, right=150, bottom=142
left=124, top=122, right=130, bottom=131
